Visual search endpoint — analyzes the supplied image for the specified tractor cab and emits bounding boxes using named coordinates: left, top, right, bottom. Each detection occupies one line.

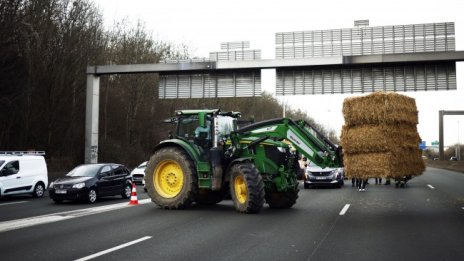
left=173, top=109, right=240, bottom=151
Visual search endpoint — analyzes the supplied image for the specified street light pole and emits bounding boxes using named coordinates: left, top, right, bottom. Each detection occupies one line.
left=458, top=121, right=461, bottom=161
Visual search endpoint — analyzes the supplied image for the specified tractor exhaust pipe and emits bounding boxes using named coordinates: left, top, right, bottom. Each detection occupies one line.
left=210, top=147, right=223, bottom=191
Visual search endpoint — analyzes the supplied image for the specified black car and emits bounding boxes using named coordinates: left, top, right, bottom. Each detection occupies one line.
left=49, top=163, right=132, bottom=204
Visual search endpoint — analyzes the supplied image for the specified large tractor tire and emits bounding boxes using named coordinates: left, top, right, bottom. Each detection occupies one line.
left=229, top=163, right=265, bottom=214
left=265, top=188, right=299, bottom=209
left=145, top=147, right=198, bottom=209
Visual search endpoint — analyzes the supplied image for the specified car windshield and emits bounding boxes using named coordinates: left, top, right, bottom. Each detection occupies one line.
left=308, top=161, right=318, bottom=167
left=66, top=165, right=101, bottom=177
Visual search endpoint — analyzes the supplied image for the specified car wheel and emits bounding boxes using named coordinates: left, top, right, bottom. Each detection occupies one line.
left=32, top=182, right=45, bottom=198
left=121, top=184, right=132, bottom=199
left=87, top=188, right=97, bottom=203
left=304, top=183, right=310, bottom=189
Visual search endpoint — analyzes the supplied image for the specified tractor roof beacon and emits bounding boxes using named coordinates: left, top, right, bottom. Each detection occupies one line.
left=144, top=109, right=343, bottom=214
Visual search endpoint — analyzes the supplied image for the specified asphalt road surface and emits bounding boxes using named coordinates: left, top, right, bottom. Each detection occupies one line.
left=1, top=167, right=463, bottom=261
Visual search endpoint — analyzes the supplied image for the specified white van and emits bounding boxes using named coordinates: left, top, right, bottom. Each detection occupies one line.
left=0, top=151, right=48, bottom=198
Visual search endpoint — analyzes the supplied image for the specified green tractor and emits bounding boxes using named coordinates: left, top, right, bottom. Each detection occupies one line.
left=144, top=109, right=343, bottom=213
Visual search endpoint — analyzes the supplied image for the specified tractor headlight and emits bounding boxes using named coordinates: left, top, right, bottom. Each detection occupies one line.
left=277, top=146, right=286, bottom=153
left=72, top=182, right=85, bottom=189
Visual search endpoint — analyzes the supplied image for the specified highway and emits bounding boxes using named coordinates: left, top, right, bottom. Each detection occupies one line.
left=0, top=167, right=463, bottom=261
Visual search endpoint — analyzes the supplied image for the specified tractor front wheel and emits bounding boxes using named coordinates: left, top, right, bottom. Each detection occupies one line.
left=229, top=163, right=264, bottom=214
left=145, top=147, right=198, bottom=209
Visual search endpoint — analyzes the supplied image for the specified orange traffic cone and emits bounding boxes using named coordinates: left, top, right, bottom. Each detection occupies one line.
left=128, top=182, right=139, bottom=205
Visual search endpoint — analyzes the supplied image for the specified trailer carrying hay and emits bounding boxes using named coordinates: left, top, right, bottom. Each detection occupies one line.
left=340, top=92, right=425, bottom=179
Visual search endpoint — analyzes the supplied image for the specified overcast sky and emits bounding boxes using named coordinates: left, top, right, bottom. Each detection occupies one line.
left=93, top=0, right=464, bottom=146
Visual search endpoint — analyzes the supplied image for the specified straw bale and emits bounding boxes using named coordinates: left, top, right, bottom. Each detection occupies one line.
left=343, top=92, right=418, bottom=127
left=340, top=124, right=421, bottom=154
left=343, top=149, right=425, bottom=179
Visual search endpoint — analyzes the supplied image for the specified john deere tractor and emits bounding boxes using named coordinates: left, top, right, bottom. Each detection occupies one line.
left=144, top=109, right=343, bottom=213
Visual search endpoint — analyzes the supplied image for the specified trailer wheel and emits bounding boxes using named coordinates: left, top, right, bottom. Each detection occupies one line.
left=145, top=147, right=198, bottom=209
left=265, top=188, right=299, bottom=209
left=229, top=163, right=264, bottom=214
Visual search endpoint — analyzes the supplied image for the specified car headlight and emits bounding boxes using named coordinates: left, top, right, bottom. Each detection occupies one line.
left=330, top=169, right=340, bottom=179
left=49, top=182, right=54, bottom=188
left=72, top=182, right=85, bottom=189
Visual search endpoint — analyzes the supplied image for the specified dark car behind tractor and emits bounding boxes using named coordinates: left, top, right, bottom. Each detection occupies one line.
left=49, top=163, right=132, bottom=204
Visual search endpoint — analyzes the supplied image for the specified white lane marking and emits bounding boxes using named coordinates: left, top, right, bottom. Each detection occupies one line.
left=0, top=201, right=28, bottom=206
left=0, top=198, right=151, bottom=233
left=339, top=204, right=350, bottom=215
left=0, top=215, right=74, bottom=232
left=75, top=236, right=152, bottom=261
left=427, top=184, right=435, bottom=189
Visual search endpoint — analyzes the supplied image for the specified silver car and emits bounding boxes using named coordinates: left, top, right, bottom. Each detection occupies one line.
left=303, top=162, right=344, bottom=189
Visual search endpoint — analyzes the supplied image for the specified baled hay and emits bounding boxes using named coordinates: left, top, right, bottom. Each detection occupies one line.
left=340, top=124, right=421, bottom=154
left=343, top=149, right=425, bottom=179
left=343, top=92, right=418, bottom=127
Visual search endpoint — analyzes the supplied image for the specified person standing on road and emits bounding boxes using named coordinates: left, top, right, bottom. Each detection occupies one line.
left=384, top=177, right=391, bottom=185
left=298, top=156, right=308, bottom=180
left=352, top=178, right=361, bottom=188
left=358, top=178, right=368, bottom=191
left=375, top=177, right=382, bottom=185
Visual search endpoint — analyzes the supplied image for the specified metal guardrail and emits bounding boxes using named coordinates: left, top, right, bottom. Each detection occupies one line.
left=0, top=151, right=46, bottom=155
left=162, top=58, right=212, bottom=63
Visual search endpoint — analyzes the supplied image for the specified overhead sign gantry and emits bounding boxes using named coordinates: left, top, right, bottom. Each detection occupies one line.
left=85, top=21, right=464, bottom=163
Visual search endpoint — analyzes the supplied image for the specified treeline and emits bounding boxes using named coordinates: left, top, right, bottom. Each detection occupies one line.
left=423, top=145, right=464, bottom=160
left=0, top=0, right=337, bottom=171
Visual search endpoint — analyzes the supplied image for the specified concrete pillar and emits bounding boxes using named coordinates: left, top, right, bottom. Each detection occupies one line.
left=439, top=110, right=444, bottom=160
left=85, top=74, right=100, bottom=163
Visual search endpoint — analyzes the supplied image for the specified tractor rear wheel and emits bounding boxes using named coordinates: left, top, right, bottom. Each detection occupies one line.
left=265, top=188, right=299, bottom=209
left=145, top=147, right=198, bottom=209
left=229, top=163, right=264, bottom=214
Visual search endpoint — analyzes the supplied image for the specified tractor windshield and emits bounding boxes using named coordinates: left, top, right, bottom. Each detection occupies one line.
left=177, top=116, right=200, bottom=140
left=177, top=115, right=212, bottom=148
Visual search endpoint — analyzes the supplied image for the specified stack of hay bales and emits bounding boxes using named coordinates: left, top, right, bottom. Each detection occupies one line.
left=340, top=92, right=425, bottom=179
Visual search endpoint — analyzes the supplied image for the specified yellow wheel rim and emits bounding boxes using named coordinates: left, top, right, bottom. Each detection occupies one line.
left=234, top=175, right=247, bottom=204
left=153, top=160, right=184, bottom=198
